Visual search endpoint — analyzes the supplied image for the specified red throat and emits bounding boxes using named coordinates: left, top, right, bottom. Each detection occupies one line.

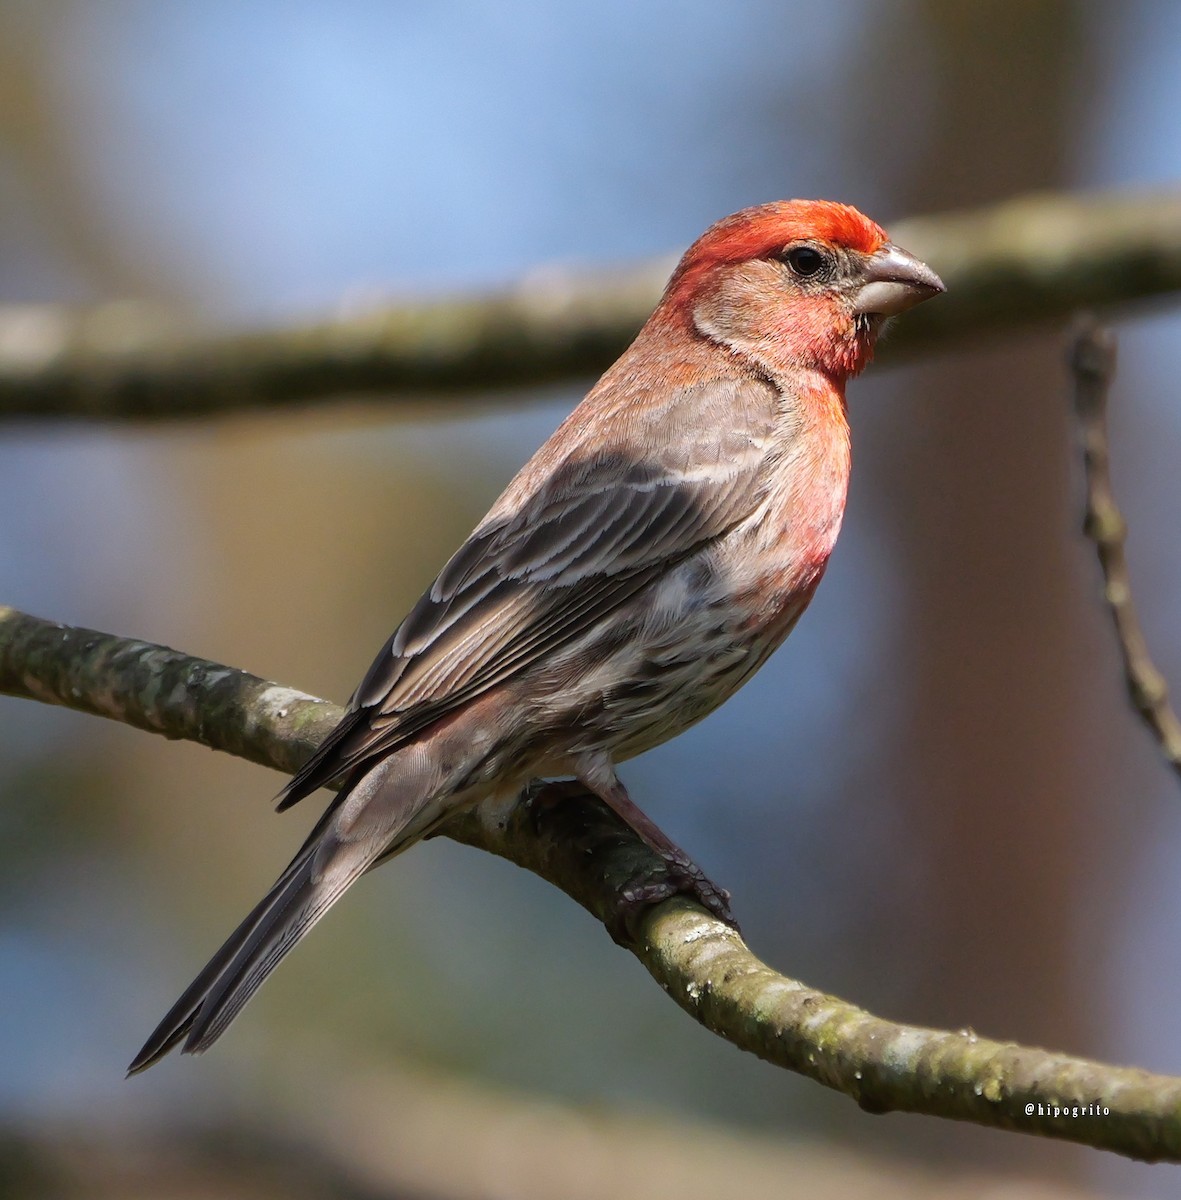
left=780, top=294, right=877, bottom=380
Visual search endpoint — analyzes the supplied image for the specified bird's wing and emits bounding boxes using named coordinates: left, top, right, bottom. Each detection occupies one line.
left=278, top=376, right=777, bottom=809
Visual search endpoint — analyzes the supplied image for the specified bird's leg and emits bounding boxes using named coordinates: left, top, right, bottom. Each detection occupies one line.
left=590, top=776, right=737, bottom=936
left=521, top=775, right=737, bottom=940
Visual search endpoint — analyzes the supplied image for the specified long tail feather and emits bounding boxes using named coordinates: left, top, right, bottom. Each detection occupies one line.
left=127, top=833, right=375, bottom=1074
left=129, top=758, right=438, bottom=1074
left=187, top=835, right=377, bottom=1053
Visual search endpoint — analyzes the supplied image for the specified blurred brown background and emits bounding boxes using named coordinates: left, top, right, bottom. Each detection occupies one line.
left=2, top=2, right=1181, bottom=1197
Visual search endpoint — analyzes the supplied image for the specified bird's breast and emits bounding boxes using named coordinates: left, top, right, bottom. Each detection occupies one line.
left=724, top=401, right=851, bottom=641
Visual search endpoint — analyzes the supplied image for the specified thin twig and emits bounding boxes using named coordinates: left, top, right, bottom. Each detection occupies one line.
left=2, top=604, right=1181, bottom=1161
left=1069, top=316, right=1181, bottom=777
left=2, top=188, right=1181, bottom=421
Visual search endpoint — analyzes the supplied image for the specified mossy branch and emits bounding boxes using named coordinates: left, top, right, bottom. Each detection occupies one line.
left=2, top=603, right=1179, bottom=1161
left=2, top=188, right=1181, bottom=421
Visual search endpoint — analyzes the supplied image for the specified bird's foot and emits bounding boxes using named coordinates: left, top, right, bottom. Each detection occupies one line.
left=520, top=777, right=739, bottom=944
left=609, top=851, right=738, bottom=945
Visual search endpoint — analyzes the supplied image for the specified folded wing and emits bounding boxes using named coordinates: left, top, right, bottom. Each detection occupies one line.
left=278, top=377, right=778, bottom=810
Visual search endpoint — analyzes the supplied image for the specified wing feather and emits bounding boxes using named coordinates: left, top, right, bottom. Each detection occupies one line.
left=277, top=378, right=778, bottom=810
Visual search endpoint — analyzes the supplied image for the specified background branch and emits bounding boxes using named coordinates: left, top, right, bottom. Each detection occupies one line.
left=2, top=188, right=1181, bottom=422
left=1069, top=318, right=1181, bottom=778
left=2, top=602, right=1180, bottom=1162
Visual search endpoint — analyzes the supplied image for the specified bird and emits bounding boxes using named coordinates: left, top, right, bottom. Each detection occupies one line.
left=128, top=199, right=943, bottom=1073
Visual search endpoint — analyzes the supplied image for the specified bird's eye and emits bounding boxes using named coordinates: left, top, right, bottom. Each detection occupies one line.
left=783, top=245, right=828, bottom=277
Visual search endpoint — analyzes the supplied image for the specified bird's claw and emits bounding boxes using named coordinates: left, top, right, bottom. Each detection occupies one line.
left=608, top=854, right=738, bottom=945
left=521, top=779, right=739, bottom=942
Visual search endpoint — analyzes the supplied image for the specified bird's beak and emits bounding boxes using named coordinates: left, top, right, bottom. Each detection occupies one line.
left=852, top=243, right=945, bottom=317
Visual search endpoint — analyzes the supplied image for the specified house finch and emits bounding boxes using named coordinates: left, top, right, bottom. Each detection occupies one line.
left=129, top=199, right=943, bottom=1073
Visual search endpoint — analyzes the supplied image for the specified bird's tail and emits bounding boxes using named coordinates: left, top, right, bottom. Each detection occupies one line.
left=128, top=759, right=439, bottom=1074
